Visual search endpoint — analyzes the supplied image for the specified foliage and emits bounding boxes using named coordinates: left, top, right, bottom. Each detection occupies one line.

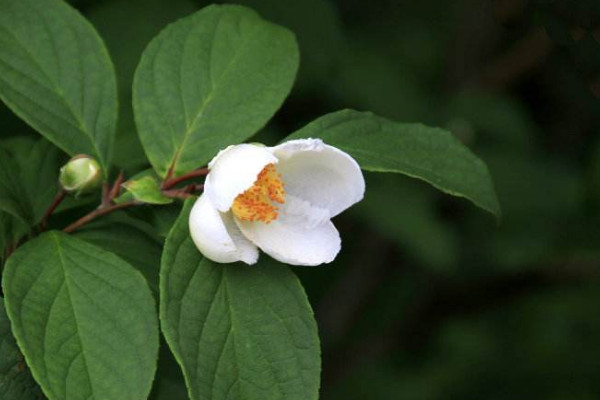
left=2, top=0, right=597, bottom=399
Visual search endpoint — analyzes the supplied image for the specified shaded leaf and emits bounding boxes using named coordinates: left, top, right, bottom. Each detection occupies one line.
left=0, top=146, right=33, bottom=226
left=0, top=298, right=45, bottom=400
left=0, top=212, right=28, bottom=259
left=3, top=136, right=64, bottom=222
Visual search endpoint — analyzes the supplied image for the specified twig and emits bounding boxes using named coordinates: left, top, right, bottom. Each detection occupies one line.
left=162, top=183, right=203, bottom=199
left=162, top=168, right=209, bottom=190
left=162, top=190, right=194, bottom=199
left=108, top=171, right=124, bottom=201
left=163, top=163, right=176, bottom=188
left=40, top=189, right=66, bottom=230
left=62, top=201, right=139, bottom=234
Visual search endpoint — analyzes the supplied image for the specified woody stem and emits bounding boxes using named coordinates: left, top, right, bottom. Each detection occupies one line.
left=161, top=168, right=209, bottom=190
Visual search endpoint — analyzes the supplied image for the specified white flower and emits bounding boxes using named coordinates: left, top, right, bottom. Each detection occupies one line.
left=188, top=139, right=365, bottom=266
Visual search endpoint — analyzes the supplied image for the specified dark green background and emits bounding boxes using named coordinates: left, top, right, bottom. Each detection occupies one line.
left=2, top=0, right=600, bottom=399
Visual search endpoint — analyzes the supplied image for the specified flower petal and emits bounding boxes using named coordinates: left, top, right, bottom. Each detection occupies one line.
left=205, top=144, right=278, bottom=212
left=189, top=194, right=258, bottom=265
left=271, top=138, right=365, bottom=217
left=236, top=196, right=340, bottom=266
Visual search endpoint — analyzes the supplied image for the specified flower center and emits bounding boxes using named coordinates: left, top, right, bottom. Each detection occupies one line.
left=231, top=163, right=286, bottom=223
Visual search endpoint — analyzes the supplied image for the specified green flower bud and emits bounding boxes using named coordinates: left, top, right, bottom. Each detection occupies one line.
left=59, top=155, right=102, bottom=196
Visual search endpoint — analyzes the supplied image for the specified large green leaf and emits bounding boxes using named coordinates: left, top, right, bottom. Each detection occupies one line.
left=133, top=4, right=299, bottom=178
left=0, top=298, right=44, bottom=400
left=2, top=232, right=159, bottom=400
left=160, top=200, right=321, bottom=400
left=285, top=109, right=501, bottom=218
left=74, top=215, right=163, bottom=293
left=0, top=0, right=118, bottom=174
left=89, top=0, right=198, bottom=172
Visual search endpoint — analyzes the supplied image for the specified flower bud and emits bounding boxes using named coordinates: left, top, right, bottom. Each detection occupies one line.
left=59, top=155, right=102, bottom=196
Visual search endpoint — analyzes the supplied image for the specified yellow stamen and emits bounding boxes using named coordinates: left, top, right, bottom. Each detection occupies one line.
left=232, top=163, right=286, bottom=223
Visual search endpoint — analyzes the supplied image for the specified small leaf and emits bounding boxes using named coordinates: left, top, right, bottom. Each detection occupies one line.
left=0, top=298, right=45, bottom=400
left=160, top=200, right=321, bottom=400
left=133, top=4, right=299, bottom=177
left=285, top=109, right=501, bottom=218
left=0, top=0, right=118, bottom=174
left=2, top=232, right=159, bottom=400
left=123, top=175, right=173, bottom=205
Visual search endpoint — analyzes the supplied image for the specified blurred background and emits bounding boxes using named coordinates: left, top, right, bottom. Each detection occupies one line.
left=3, top=0, right=600, bottom=399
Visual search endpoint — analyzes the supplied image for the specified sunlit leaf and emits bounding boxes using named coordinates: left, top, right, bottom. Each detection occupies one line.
left=123, top=176, right=173, bottom=205
left=286, top=109, right=501, bottom=218
left=2, top=232, right=158, bottom=400
left=160, top=200, right=321, bottom=400
left=0, top=0, right=117, bottom=174
left=133, top=4, right=299, bottom=177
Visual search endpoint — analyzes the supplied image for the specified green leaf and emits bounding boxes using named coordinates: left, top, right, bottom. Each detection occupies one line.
left=0, top=146, right=33, bottom=226
left=285, top=109, right=501, bottom=218
left=160, top=200, right=321, bottom=400
left=133, top=4, right=299, bottom=177
left=220, top=0, right=343, bottom=91
left=123, top=175, right=173, bottom=205
left=2, top=232, right=159, bottom=400
left=0, top=298, right=45, bottom=400
left=74, top=215, right=163, bottom=293
left=0, top=0, right=118, bottom=174
left=3, top=136, right=64, bottom=222
left=88, top=0, right=198, bottom=173
left=0, top=212, right=29, bottom=258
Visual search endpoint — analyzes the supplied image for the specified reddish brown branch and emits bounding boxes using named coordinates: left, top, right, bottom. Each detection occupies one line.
left=163, top=163, right=176, bottom=187
left=108, top=171, right=124, bottom=201
left=62, top=201, right=139, bottom=234
left=162, top=168, right=209, bottom=190
left=162, top=190, right=194, bottom=199
left=162, top=183, right=204, bottom=199
left=40, top=189, right=66, bottom=230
